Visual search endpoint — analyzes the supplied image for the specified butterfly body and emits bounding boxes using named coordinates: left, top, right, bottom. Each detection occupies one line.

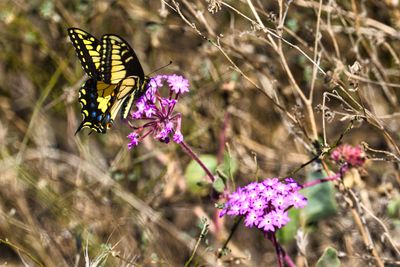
left=68, top=28, right=148, bottom=134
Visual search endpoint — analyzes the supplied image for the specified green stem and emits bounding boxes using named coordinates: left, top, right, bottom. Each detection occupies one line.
left=184, top=220, right=209, bottom=267
left=217, top=216, right=243, bottom=258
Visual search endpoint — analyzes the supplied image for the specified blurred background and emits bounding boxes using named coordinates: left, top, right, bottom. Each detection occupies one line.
left=0, top=0, right=399, bottom=266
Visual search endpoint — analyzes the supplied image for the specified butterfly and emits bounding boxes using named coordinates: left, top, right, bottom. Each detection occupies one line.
left=67, top=28, right=149, bottom=134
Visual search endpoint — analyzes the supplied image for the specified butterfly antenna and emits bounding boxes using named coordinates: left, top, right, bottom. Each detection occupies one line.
left=147, top=61, right=173, bottom=76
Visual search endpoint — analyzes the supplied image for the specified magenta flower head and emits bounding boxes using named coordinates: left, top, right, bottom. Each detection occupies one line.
left=220, top=178, right=307, bottom=233
left=126, top=74, right=189, bottom=149
left=331, top=144, right=365, bottom=167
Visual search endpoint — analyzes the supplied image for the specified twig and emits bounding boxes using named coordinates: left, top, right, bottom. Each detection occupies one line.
left=184, top=219, right=210, bottom=267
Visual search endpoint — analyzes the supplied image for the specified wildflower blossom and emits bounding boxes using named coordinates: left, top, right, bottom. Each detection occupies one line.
left=271, top=209, right=290, bottom=228
left=127, top=133, right=139, bottom=149
left=220, top=178, right=307, bottom=233
left=258, top=212, right=275, bottom=232
left=331, top=144, right=365, bottom=167
left=167, top=74, right=190, bottom=94
left=273, top=195, right=287, bottom=209
left=253, top=198, right=266, bottom=210
left=290, top=192, right=308, bottom=208
left=245, top=210, right=260, bottom=227
left=127, top=74, right=189, bottom=149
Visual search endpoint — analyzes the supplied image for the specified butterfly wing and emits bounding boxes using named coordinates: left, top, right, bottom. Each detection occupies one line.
left=71, top=30, right=149, bottom=134
left=109, top=77, right=144, bottom=120
left=68, top=28, right=102, bottom=78
left=100, top=34, right=148, bottom=120
left=100, top=34, right=144, bottom=84
left=76, top=77, right=147, bottom=134
left=76, top=78, right=118, bottom=134
left=119, top=77, right=150, bottom=119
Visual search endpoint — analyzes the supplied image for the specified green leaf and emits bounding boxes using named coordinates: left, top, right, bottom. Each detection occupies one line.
left=213, top=152, right=238, bottom=192
left=276, top=209, right=300, bottom=244
left=213, top=176, right=225, bottom=193
left=302, top=170, right=337, bottom=224
left=316, top=247, right=341, bottom=267
left=222, top=152, right=238, bottom=177
left=185, top=155, right=217, bottom=195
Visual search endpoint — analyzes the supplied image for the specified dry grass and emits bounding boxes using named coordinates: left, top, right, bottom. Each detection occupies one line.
left=0, top=0, right=399, bottom=266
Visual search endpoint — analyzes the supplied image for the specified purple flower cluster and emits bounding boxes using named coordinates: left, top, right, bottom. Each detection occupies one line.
left=127, top=74, right=189, bottom=149
left=331, top=144, right=365, bottom=167
left=220, top=178, right=307, bottom=233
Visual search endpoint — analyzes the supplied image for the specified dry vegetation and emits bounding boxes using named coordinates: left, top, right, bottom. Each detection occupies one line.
left=0, top=0, right=400, bottom=266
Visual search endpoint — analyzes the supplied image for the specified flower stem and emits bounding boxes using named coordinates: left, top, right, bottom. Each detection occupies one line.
left=268, top=234, right=297, bottom=267
left=270, top=233, right=283, bottom=267
left=218, top=216, right=243, bottom=258
left=279, top=242, right=296, bottom=267
left=179, top=140, right=215, bottom=182
left=301, top=173, right=340, bottom=188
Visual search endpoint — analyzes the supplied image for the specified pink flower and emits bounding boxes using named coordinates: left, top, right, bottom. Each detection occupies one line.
left=127, top=133, right=139, bottom=149
left=290, top=192, right=308, bottom=208
left=331, top=144, right=365, bottom=167
left=167, top=74, right=190, bottom=94
left=220, top=178, right=307, bottom=233
left=257, top=213, right=275, bottom=232
left=127, top=74, right=189, bottom=149
left=271, top=209, right=290, bottom=228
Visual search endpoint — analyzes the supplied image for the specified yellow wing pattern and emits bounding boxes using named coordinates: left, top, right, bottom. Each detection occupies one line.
left=67, top=28, right=102, bottom=78
left=68, top=28, right=149, bottom=134
left=76, top=78, right=118, bottom=133
left=100, top=34, right=145, bottom=84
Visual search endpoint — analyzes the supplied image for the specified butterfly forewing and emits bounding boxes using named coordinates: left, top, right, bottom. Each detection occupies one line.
left=68, top=28, right=102, bottom=78
left=100, top=34, right=144, bottom=84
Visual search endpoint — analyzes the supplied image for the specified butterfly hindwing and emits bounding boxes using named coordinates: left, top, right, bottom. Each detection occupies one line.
left=76, top=77, right=147, bottom=134
left=100, top=34, right=144, bottom=84
left=76, top=78, right=118, bottom=134
left=120, top=76, right=150, bottom=119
